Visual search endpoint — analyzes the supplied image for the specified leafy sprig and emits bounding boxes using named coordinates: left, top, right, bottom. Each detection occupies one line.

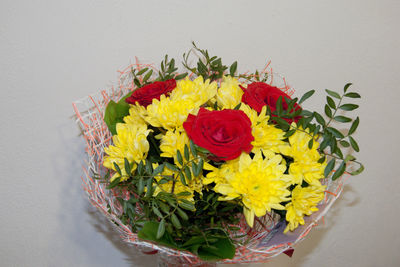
left=272, top=83, right=363, bottom=180
left=183, top=42, right=237, bottom=81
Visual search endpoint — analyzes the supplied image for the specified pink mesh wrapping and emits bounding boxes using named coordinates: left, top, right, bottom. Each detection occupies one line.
left=72, top=62, right=346, bottom=265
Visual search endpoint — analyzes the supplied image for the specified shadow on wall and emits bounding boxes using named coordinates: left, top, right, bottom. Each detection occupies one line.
left=52, top=117, right=157, bottom=266
left=86, top=203, right=158, bottom=267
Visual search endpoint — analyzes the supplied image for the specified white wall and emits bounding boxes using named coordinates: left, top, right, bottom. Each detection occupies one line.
left=1, top=0, right=399, bottom=266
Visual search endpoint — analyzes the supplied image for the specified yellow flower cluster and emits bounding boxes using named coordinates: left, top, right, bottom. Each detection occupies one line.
left=103, top=75, right=327, bottom=234
left=214, top=76, right=244, bottom=109
left=103, top=123, right=151, bottom=181
left=138, top=77, right=217, bottom=130
left=280, top=125, right=326, bottom=186
left=205, top=150, right=292, bottom=227
left=284, top=184, right=325, bottom=233
left=240, top=104, right=286, bottom=153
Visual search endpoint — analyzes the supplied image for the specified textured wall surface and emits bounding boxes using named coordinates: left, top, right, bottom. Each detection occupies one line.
left=1, top=0, right=399, bottom=266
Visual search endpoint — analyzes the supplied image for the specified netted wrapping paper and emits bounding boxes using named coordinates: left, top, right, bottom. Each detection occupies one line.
left=72, top=63, right=346, bottom=265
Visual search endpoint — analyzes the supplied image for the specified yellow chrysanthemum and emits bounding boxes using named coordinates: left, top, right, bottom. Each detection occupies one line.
left=214, top=76, right=244, bottom=109
left=240, top=104, right=286, bottom=153
left=140, top=77, right=217, bottom=130
left=123, top=105, right=147, bottom=127
left=158, top=130, right=191, bottom=166
left=280, top=124, right=326, bottom=186
left=202, top=161, right=234, bottom=186
left=284, top=184, right=326, bottom=233
left=103, top=123, right=151, bottom=181
left=153, top=164, right=203, bottom=202
left=210, top=150, right=292, bottom=227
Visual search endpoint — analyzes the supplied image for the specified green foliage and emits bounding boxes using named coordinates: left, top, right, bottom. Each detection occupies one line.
left=103, top=98, right=130, bottom=135
left=271, top=82, right=363, bottom=179
left=182, top=42, right=229, bottom=81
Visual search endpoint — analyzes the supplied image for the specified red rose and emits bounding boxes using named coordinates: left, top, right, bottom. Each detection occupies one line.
left=183, top=108, right=254, bottom=161
left=241, top=82, right=301, bottom=123
left=125, top=79, right=176, bottom=107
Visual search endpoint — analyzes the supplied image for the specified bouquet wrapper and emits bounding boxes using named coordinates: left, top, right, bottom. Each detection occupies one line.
left=72, top=64, right=346, bottom=265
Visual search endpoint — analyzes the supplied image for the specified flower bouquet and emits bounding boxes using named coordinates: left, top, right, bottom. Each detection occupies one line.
left=73, top=43, right=363, bottom=266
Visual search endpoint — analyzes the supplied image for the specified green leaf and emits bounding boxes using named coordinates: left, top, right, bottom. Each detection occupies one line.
left=176, top=207, right=189, bottom=221
left=276, top=96, right=283, bottom=115
left=152, top=163, right=165, bottom=176
left=189, top=140, right=198, bottom=157
left=137, top=161, right=144, bottom=175
left=156, top=219, right=165, bottom=239
left=165, top=163, right=179, bottom=172
left=138, top=177, right=144, bottom=195
left=197, top=60, right=208, bottom=74
left=178, top=201, right=195, bottom=211
left=138, top=222, right=178, bottom=249
left=284, top=129, right=296, bottom=138
left=348, top=117, right=360, bottom=135
left=340, top=140, right=350, bottom=147
left=143, top=69, right=153, bottom=82
left=195, top=145, right=211, bottom=155
left=325, top=89, right=341, bottom=99
left=308, top=139, right=314, bottom=149
left=339, top=103, right=359, bottom=111
left=184, top=145, right=190, bottom=161
left=334, top=116, right=352, bottom=123
left=171, top=213, right=182, bottom=229
left=332, top=161, right=346, bottom=180
left=327, top=96, right=336, bottom=109
left=133, top=78, right=141, bottom=88
left=319, top=136, right=330, bottom=150
left=176, top=191, right=192, bottom=197
left=158, top=201, right=170, bottom=214
left=137, top=68, right=149, bottom=75
left=176, top=150, right=183, bottom=165
left=104, top=99, right=130, bottom=135
left=350, top=163, right=364, bottom=175
left=300, top=110, right=313, bottom=117
left=197, top=158, right=203, bottom=173
left=334, top=147, right=344, bottom=159
left=179, top=172, right=187, bottom=186
left=182, top=236, right=206, bottom=247
left=349, top=136, right=360, bottom=152
left=327, top=127, right=345, bottom=138
left=113, top=162, right=122, bottom=175
left=124, top=158, right=131, bottom=176
left=175, top=73, right=188, bottom=80
left=324, top=159, right=335, bottom=177
left=145, top=178, right=153, bottom=197
left=184, top=166, right=192, bottom=181
left=273, top=117, right=290, bottom=131
left=229, top=61, right=237, bottom=76
left=197, top=237, right=235, bottom=261
left=152, top=205, right=163, bottom=218
left=299, top=90, right=315, bottom=104
left=343, top=83, right=352, bottom=93
left=344, top=154, right=356, bottom=163
left=233, top=103, right=241, bottom=110
left=145, top=159, right=153, bottom=175
left=325, top=104, right=333, bottom=118
left=344, top=92, right=361, bottom=98
left=314, top=112, right=326, bottom=126
left=191, top=162, right=199, bottom=177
